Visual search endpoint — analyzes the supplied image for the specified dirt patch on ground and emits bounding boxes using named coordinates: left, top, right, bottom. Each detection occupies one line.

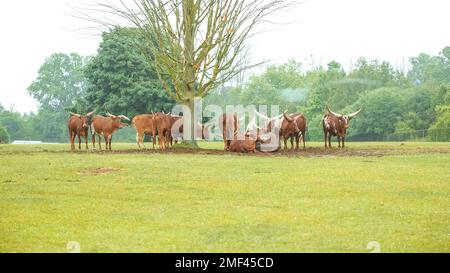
left=87, top=146, right=450, bottom=158
left=79, top=167, right=121, bottom=175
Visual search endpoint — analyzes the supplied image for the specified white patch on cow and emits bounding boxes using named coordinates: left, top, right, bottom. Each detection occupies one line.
left=343, top=116, right=349, bottom=125
left=323, top=117, right=331, bottom=130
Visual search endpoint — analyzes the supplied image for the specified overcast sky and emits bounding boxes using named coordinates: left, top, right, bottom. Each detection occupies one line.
left=1, top=0, right=449, bottom=113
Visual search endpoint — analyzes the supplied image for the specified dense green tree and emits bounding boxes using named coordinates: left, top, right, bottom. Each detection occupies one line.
left=347, top=87, right=406, bottom=140
left=27, top=53, right=88, bottom=142
left=0, top=107, right=29, bottom=141
left=408, top=47, right=450, bottom=85
left=239, top=60, right=305, bottom=112
left=0, top=124, right=10, bottom=143
left=28, top=53, right=87, bottom=111
left=82, top=27, right=175, bottom=117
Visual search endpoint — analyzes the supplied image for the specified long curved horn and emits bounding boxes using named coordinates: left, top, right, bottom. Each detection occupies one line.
left=118, top=115, right=130, bottom=121
left=70, top=112, right=81, bottom=118
left=246, top=117, right=256, bottom=132
left=283, top=111, right=294, bottom=122
left=348, top=108, right=363, bottom=119
left=106, top=112, right=116, bottom=118
left=254, top=110, right=285, bottom=121
left=254, top=110, right=269, bottom=120
left=326, top=105, right=343, bottom=118
left=86, top=110, right=96, bottom=117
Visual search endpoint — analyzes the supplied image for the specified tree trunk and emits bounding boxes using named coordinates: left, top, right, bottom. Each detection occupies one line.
left=181, top=98, right=199, bottom=149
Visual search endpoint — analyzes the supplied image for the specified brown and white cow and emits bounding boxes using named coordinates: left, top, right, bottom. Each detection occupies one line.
left=323, top=106, right=362, bottom=148
left=256, top=111, right=300, bottom=151
left=67, top=111, right=95, bottom=150
left=290, top=113, right=307, bottom=150
left=91, top=113, right=130, bottom=150
left=218, top=113, right=240, bottom=151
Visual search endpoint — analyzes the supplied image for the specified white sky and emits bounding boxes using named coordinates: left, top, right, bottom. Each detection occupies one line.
left=1, top=0, right=449, bottom=113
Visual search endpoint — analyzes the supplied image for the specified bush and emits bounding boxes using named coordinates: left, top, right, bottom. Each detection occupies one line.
left=0, top=125, right=10, bottom=144
left=429, top=105, right=450, bottom=141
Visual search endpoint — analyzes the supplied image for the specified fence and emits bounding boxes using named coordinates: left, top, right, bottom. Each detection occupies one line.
left=346, top=128, right=450, bottom=142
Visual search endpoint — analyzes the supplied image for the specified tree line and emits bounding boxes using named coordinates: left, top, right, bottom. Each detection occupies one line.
left=0, top=27, right=449, bottom=143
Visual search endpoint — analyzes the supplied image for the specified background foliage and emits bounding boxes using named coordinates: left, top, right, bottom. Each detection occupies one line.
left=1, top=27, right=448, bottom=143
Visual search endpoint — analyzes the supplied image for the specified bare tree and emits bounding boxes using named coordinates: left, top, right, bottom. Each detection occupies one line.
left=74, top=0, right=295, bottom=143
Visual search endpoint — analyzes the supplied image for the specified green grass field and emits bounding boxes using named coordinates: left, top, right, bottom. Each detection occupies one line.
left=1, top=142, right=449, bottom=253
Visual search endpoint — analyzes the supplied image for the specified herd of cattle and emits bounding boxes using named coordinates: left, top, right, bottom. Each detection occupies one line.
left=67, top=106, right=362, bottom=153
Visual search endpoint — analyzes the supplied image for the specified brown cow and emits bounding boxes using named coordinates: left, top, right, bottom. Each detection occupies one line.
left=91, top=113, right=130, bottom=151
left=132, top=114, right=155, bottom=149
left=67, top=111, right=95, bottom=151
left=152, top=112, right=172, bottom=150
left=264, top=112, right=300, bottom=151
left=168, top=114, right=183, bottom=147
left=323, top=106, right=362, bottom=148
left=228, top=117, right=266, bottom=153
left=290, top=113, right=307, bottom=150
left=229, top=132, right=258, bottom=153
left=218, top=113, right=240, bottom=151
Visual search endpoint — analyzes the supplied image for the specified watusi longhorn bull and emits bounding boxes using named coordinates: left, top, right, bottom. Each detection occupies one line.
left=67, top=110, right=95, bottom=151
left=322, top=105, right=362, bottom=148
left=91, top=112, right=130, bottom=151
left=254, top=110, right=300, bottom=151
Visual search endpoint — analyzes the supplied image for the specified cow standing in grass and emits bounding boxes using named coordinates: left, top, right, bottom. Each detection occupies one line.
left=255, top=111, right=301, bottom=151
left=290, top=113, right=307, bottom=150
left=132, top=114, right=155, bottom=149
left=152, top=112, right=172, bottom=150
left=323, top=106, right=363, bottom=148
left=67, top=111, right=95, bottom=151
left=91, top=113, right=130, bottom=151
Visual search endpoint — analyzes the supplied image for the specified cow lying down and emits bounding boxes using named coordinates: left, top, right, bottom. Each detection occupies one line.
left=228, top=117, right=274, bottom=153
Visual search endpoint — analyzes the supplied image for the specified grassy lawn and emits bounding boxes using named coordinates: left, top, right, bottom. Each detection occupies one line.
left=1, top=142, right=449, bottom=253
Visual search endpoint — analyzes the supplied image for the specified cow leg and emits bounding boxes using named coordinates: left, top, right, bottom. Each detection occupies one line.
left=109, top=135, right=113, bottom=151
left=98, top=135, right=102, bottom=150
left=78, top=135, right=82, bottom=150
left=290, top=137, right=294, bottom=150
left=302, top=132, right=306, bottom=149
left=70, top=131, right=75, bottom=151
left=283, top=137, right=288, bottom=151
left=136, top=132, right=142, bottom=149
left=324, top=132, right=328, bottom=148
left=92, top=133, right=96, bottom=149
left=342, top=137, right=345, bottom=148
left=223, top=134, right=228, bottom=151
left=295, top=135, right=300, bottom=150
left=338, top=137, right=341, bottom=148
left=328, top=134, right=332, bottom=148
left=85, top=135, right=89, bottom=150
left=104, top=135, right=109, bottom=151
